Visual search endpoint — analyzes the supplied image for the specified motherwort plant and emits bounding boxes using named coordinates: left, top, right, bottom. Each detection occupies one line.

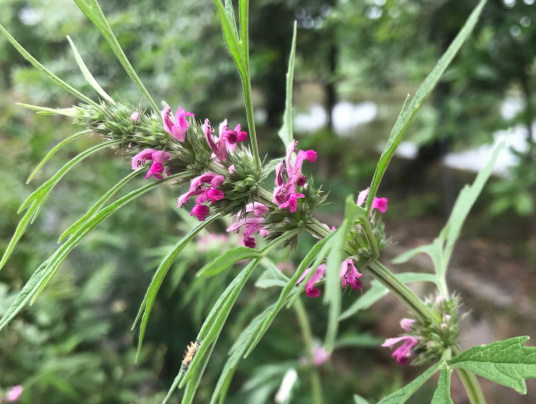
left=1, top=0, right=535, bottom=403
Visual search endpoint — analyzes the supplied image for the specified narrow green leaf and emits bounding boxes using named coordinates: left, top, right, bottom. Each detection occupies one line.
left=212, top=0, right=247, bottom=78
left=1, top=140, right=120, bottom=272
left=133, top=214, right=221, bottom=360
left=324, top=196, right=361, bottom=351
left=354, top=394, right=371, bottom=404
left=59, top=169, right=143, bottom=242
left=277, top=21, right=297, bottom=148
left=378, top=362, right=442, bottom=404
left=210, top=306, right=274, bottom=404
left=73, top=0, right=158, bottom=112
left=224, top=0, right=239, bottom=37
left=334, top=333, right=383, bottom=349
left=238, top=0, right=249, bottom=57
left=196, top=247, right=261, bottom=278
left=391, top=239, right=442, bottom=271
left=27, top=130, right=90, bottom=184
left=244, top=230, right=338, bottom=357
left=0, top=23, right=97, bottom=106
left=366, top=0, right=487, bottom=213
left=0, top=173, right=188, bottom=331
left=67, top=35, right=115, bottom=104
left=449, top=336, right=536, bottom=394
left=339, top=273, right=438, bottom=321
left=255, top=264, right=289, bottom=289
left=16, top=103, right=76, bottom=116
left=431, top=368, right=454, bottom=404
left=439, top=142, right=504, bottom=275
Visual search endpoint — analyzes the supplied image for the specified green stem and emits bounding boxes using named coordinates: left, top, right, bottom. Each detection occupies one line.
left=452, top=345, right=487, bottom=404
left=242, top=76, right=261, bottom=168
left=294, top=298, right=325, bottom=404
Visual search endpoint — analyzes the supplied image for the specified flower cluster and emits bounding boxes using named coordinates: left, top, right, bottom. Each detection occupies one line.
left=383, top=295, right=461, bottom=366
left=163, top=106, right=194, bottom=142
left=203, top=119, right=247, bottom=162
left=178, top=172, right=226, bottom=220
left=297, top=258, right=363, bottom=298
left=273, top=141, right=317, bottom=212
left=132, top=148, right=172, bottom=180
left=226, top=202, right=269, bottom=248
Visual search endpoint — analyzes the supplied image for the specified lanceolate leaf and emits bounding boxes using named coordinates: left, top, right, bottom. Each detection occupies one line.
left=354, top=394, right=371, bottom=404
left=0, top=140, right=120, bottom=272
left=366, top=0, right=488, bottom=213
left=0, top=22, right=97, bottom=106
left=73, top=0, right=158, bottom=112
left=278, top=21, right=297, bottom=148
left=378, top=362, right=442, bottom=404
left=0, top=173, right=188, bottom=332
left=449, top=336, right=536, bottom=394
left=196, top=247, right=261, bottom=278
left=210, top=306, right=274, bottom=404
left=67, top=35, right=115, bottom=104
left=133, top=214, right=222, bottom=360
left=26, top=130, right=90, bottom=184
left=431, top=368, right=454, bottom=404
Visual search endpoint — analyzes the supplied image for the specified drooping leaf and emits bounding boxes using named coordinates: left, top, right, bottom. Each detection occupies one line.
left=196, top=247, right=261, bottom=278
left=278, top=21, right=297, bottom=148
left=366, top=0, right=488, bottom=213
left=133, top=214, right=222, bottom=360
left=431, top=368, right=454, bottom=404
left=378, top=362, right=442, bottom=404
left=339, top=272, right=438, bottom=321
left=449, top=336, right=536, bottom=394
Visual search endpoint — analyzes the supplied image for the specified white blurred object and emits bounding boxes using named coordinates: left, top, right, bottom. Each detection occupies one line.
left=274, top=368, right=298, bottom=404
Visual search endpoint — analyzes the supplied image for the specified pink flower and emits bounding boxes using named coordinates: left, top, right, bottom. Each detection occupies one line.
left=131, top=111, right=140, bottom=123
left=297, top=264, right=326, bottom=298
left=339, top=259, right=363, bottom=292
left=177, top=172, right=226, bottom=221
left=162, top=106, right=194, bottom=142
left=297, top=259, right=362, bottom=298
left=400, top=318, right=416, bottom=332
left=6, top=385, right=23, bottom=402
left=273, top=141, right=316, bottom=212
left=311, top=345, right=331, bottom=366
left=357, top=187, right=388, bottom=214
left=203, top=119, right=248, bottom=162
left=382, top=336, right=418, bottom=365
left=131, top=149, right=172, bottom=180
left=226, top=203, right=269, bottom=248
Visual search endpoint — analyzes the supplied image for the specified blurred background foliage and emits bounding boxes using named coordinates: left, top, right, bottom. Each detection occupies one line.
left=0, top=0, right=535, bottom=403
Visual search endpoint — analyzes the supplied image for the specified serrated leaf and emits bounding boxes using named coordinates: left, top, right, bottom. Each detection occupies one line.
left=366, top=0, right=487, bottom=213
left=134, top=214, right=221, bottom=360
left=67, top=35, right=114, bottom=104
left=196, top=246, right=261, bottom=278
left=0, top=22, right=96, bottom=106
left=354, top=394, right=371, bottom=404
left=431, top=368, right=454, bottom=404
left=449, top=336, right=536, bottom=394
left=378, top=362, right=442, bottom=404
left=278, top=21, right=297, bottom=148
